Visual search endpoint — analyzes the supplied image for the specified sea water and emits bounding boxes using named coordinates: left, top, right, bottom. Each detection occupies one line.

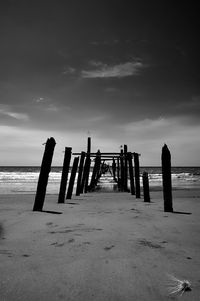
left=0, top=166, right=200, bottom=194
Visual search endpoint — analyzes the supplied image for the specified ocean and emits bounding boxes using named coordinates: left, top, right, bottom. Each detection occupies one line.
left=0, top=166, right=200, bottom=195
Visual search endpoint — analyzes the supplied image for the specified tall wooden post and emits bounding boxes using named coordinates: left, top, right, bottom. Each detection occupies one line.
left=89, top=150, right=101, bottom=191
left=124, top=145, right=128, bottom=191
left=33, top=137, right=56, bottom=211
left=58, top=147, right=72, bottom=203
left=84, top=155, right=91, bottom=193
left=120, top=149, right=124, bottom=191
left=76, top=151, right=85, bottom=196
left=66, top=156, right=79, bottom=200
left=96, top=156, right=102, bottom=180
left=117, top=157, right=120, bottom=189
left=82, top=136, right=91, bottom=193
left=81, top=154, right=91, bottom=193
left=87, top=136, right=91, bottom=153
left=143, top=172, right=150, bottom=202
left=112, top=158, right=117, bottom=181
left=134, top=152, right=140, bottom=198
left=161, top=144, right=173, bottom=212
left=127, top=152, right=135, bottom=195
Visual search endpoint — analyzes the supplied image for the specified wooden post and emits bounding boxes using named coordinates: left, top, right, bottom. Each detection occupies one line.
left=117, top=157, right=120, bottom=189
left=96, top=156, right=102, bottom=181
left=143, top=172, right=150, bottom=202
left=161, top=144, right=173, bottom=212
left=89, top=150, right=101, bottom=191
left=120, top=149, right=124, bottom=191
left=112, top=158, right=117, bottom=181
left=76, top=151, right=85, bottom=196
left=66, top=156, right=79, bottom=200
left=82, top=136, right=91, bottom=193
left=87, top=136, right=91, bottom=153
left=124, top=145, right=128, bottom=191
left=134, top=152, right=140, bottom=198
left=101, top=160, right=105, bottom=174
left=33, top=137, right=56, bottom=211
left=127, top=152, right=135, bottom=195
left=84, top=155, right=91, bottom=193
left=58, top=147, right=72, bottom=203
left=81, top=154, right=91, bottom=193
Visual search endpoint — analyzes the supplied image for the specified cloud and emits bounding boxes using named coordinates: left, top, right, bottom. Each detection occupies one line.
left=34, top=97, right=45, bottom=103
left=81, top=60, right=144, bottom=78
left=0, top=105, right=29, bottom=121
left=33, top=97, right=71, bottom=112
left=63, top=66, right=76, bottom=75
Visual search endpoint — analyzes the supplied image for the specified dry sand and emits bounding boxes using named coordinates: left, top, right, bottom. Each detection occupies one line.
left=0, top=189, right=200, bottom=300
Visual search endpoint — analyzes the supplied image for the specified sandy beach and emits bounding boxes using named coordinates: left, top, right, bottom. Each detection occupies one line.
left=0, top=189, right=200, bottom=300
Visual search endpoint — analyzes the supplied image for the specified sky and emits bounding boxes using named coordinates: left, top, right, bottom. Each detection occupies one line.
left=0, top=0, right=200, bottom=166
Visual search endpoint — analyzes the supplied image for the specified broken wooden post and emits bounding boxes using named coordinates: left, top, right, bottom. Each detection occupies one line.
left=142, top=171, right=150, bottom=202
left=89, top=150, right=101, bottom=191
left=66, top=156, right=79, bottom=200
left=76, top=151, right=85, bottom=196
left=124, top=145, right=128, bottom=191
left=127, top=152, right=135, bottom=195
left=134, top=152, right=140, bottom=198
left=161, top=144, right=173, bottom=212
left=33, top=137, right=56, bottom=211
left=58, top=147, right=72, bottom=203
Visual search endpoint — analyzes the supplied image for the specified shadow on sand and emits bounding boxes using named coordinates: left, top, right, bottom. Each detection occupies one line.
left=41, top=210, right=62, bottom=214
left=173, top=211, right=192, bottom=215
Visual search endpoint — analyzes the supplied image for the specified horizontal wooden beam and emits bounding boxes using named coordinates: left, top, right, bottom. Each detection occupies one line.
left=72, top=152, right=141, bottom=157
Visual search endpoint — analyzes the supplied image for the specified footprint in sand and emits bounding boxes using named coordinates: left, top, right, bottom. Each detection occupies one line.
left=0, top=250, right=13, bottom=257
left=46, top=222, right=58, bottom=228
left=68, top=238, right=75, bottom=243
left=104, top=245, right=115, bottom=251
left=50, top=242, right=65, bottom=247
left=22, top=254, right=31, bottom=257
left=138, top=239, right=164, bottom=249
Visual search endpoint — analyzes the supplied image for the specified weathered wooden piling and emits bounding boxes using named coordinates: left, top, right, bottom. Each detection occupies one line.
left=81, top=136, right=92, bottom=193
left=87, top=136, right=91, bottom=153
left=81, top=154, right=91, bottom=193
left=120, top=149, right=125, bottom=191
left=66, top=156, right=79, bottom=200
left=127, top=152, right=135, bottom=195
left=117, top=157, right=120, bottom=188
left=112, top=158, right=117, bottom=181
left=134, top=152, right=140, bottom=198
left=161, top=144, right=173, bottom=212
left=89, top=150, right=101, bottom=191
left=76, top=151, right=85, bottom=196
left=142, top=172, right=150, bottom=202
left=58, top=147, right=72, bottom=203
left=33, top=137, right=56, bottom=211
left=124, top=145, right=128, bottom=191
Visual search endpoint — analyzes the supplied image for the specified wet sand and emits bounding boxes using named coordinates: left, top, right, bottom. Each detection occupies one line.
left=0, top=189, right=200, bottom=300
